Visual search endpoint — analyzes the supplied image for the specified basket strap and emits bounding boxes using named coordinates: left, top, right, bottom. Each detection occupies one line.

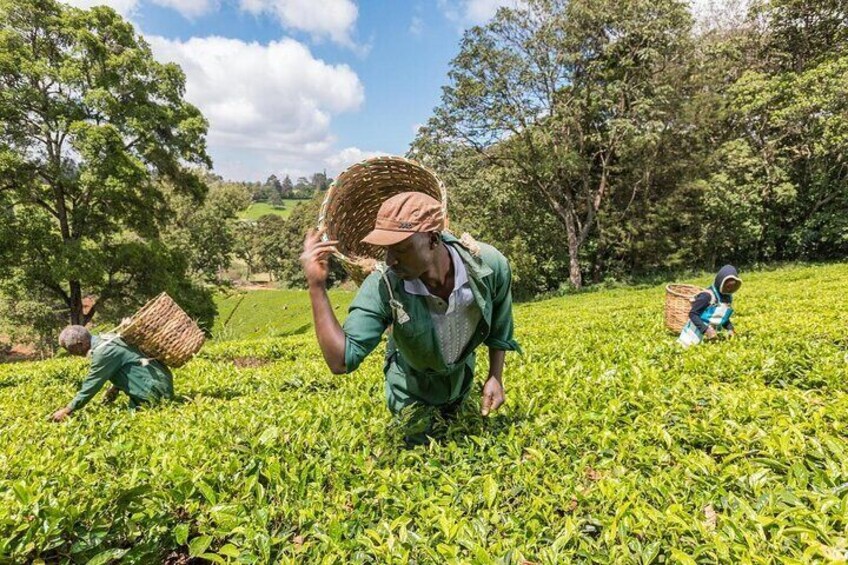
left=88, top=333, right=121, bottom=357
left=375, top=263, right=410, bottom=325
left=88, top=331, right=155, bottom=366
left=709, top=285, right=720, bottom=306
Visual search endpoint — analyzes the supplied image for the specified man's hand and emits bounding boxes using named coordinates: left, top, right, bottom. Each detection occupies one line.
left=481, top=376, right=505, bottom=416
left=51, top=407, right=72, bottom=422
left=704, top=326, right=717, bottom=340
left=727, top=329, right=736, bottom=338
left=300, top=229, right=339, bottom=289
left=102, top=386, right=119, bottom=405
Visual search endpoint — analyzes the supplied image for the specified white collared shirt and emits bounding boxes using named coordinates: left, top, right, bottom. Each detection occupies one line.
left=403, top=245, right=482, bottom=365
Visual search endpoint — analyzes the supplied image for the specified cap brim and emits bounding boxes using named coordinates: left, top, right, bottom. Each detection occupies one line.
left=361, top=229, right=415, bottom=247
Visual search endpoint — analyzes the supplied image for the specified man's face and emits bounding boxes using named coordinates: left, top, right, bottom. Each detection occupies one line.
left=722, top=278, right=742, bottom=294
left=66, top=340, right=91, bottom=357
left=384, top=232, right=438, bottom=280
left=61, top=336, right=91, bottom=357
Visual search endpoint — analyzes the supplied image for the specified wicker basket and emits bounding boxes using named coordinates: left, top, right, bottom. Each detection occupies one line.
left=317, top=156, right=448, bottom=282
left=664, top=284, right=705, bottom=333
left=116, top=292, right=205, bottom=368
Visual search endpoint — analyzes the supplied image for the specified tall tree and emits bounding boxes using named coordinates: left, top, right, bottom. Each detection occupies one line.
left=423, top=0, right=692, bottom=287
left=0, top=0, right=211, bottom=325
left=266, top=174, right=284, bottom=206
left=280, top=174, right=294, bottom=198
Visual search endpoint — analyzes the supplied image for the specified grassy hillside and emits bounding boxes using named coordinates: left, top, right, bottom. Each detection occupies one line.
left=213, top=289, right=355, bottom=341
left=2, top=263, right=848, bottom=563
left=238, top=200, right=304, bottom=220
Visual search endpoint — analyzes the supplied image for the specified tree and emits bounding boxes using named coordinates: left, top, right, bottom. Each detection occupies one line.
left=267, top=194, right=345, bottom=287
left=310, top=171, right=330, bottom=192
left=233, top=220, right=262, bottom=279
left=266, top=174, right=284, bottom=206
left=0, top=0, right=211, bottom=326
left=294, top=176, right=313, bottom=199
left=690, top=0, right=848, bottom=265
left=422, top=0, right=692, bottom=288
left=280, top=175, right=294, bottom=198
left=163, top=178, right=251, bottom=282
left=255, top=214, right=288, bottom=277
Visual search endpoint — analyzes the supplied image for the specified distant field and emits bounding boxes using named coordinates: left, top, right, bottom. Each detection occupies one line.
left=212, top=288, right=355, bottom=341
left=238, top=200, right=305, bottom=220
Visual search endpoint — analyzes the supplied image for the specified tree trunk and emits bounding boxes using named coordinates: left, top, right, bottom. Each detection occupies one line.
left=69, top=280, right=83, bottom=326
left=564, top=211, right=583, bottom=289
left=534, top=179, right=585, bottom=289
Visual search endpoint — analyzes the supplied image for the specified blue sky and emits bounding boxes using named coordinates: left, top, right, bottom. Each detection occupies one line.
left=62, top=0, right=519, bottom=181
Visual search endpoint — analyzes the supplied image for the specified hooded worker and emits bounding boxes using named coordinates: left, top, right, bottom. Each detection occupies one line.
left=51, top=325, right=174, bottom=421
left=678, top=265, right=742, bottom=348
left=300, top=191, right=520, bottom=444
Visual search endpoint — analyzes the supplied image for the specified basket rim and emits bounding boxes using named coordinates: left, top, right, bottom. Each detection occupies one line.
left=665, top=283, right=704, bottom=299
left=113, top=291, right=204, bottom=367
left=118, top=291, right=170, bottom=331
left=316, top=155, right=448, bottom=269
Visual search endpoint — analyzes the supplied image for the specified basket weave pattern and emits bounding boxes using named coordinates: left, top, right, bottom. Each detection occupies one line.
left=664, top=284, right=705, bottom=333
left=118, top=292, right=205, bottom=368
left=318, top=156, right=448, bottom=282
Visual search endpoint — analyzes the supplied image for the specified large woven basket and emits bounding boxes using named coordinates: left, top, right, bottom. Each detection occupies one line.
left=318, top=156, right=448, bottom=282
left=117, top=292, right=205, bottom=368
left=664, top=284, right=705, bottom=333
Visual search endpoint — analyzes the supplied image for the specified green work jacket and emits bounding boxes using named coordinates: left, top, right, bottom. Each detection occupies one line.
left=342, top=233, right=521, bottom=413
left=69, top=334, right=174, bottom=411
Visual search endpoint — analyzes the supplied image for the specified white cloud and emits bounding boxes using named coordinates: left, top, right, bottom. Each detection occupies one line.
left=409, top=16, right=424, bottom=36
left=438, top=0, right=520, bottom=27
left=152, top=0, right=217, bottom=18
left=324, top=147, right=387, bottom=174
left=240, top=0, right=359, bottom=47
left=148, top=35, right=371, bottom=179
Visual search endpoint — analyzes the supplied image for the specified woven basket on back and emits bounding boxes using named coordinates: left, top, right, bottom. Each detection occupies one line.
left=117, top=292, right=205, bottom=368
left=318, top=156, right=448, bottom=283
left=664, top=284, right=705, bottom=333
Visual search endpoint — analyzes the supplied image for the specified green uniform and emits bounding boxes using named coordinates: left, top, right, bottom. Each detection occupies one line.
left=343, top=233, right=521, bottom=414
left=69, top=334, right=174, bottom=411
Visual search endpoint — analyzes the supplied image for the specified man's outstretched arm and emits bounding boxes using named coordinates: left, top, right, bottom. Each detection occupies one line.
left=301, top=229, right=346, bottom=374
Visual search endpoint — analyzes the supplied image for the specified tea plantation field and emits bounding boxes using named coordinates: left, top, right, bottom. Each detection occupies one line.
left=213, top=289, right=354, bottom=342
left=2, top=263, right=848, bottom=563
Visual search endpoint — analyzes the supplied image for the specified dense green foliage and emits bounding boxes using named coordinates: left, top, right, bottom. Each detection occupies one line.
left=2, top=263, right=848, bottom=562
left=0, top=0, right=214, bottom=340
left=411, top=0, right=848, bottom=296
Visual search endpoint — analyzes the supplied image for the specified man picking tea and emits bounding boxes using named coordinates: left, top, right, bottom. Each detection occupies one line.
left=51, top=325, right=174, bottom=421
left=301, top=192, right=520, bottom=442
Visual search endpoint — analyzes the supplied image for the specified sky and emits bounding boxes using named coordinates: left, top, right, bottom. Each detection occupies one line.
left=60, top=0, right=525, bottom=181
left=60, top=0, right=735, bottom=182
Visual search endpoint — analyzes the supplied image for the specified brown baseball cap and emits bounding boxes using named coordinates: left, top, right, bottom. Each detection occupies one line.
left=361, top=192, right=445, bottom=247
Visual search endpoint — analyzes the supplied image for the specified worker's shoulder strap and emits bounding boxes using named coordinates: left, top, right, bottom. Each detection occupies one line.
left=88, top=333, right=122, bottom=357
left=88, top=333, right=157, bottom=367
left=709, top=286, right=719, bottom=306
left=374, top=263, right=410, bottom=325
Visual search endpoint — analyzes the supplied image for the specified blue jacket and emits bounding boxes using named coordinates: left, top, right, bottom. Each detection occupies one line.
left=688, top=265, right=739, bottom=333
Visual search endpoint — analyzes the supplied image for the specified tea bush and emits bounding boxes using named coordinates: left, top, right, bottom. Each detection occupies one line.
left=1, top=264, right=847, bottom=563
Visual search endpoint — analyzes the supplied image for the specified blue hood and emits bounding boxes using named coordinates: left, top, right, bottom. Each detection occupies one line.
left=713, top=265, right=741, bottom=299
